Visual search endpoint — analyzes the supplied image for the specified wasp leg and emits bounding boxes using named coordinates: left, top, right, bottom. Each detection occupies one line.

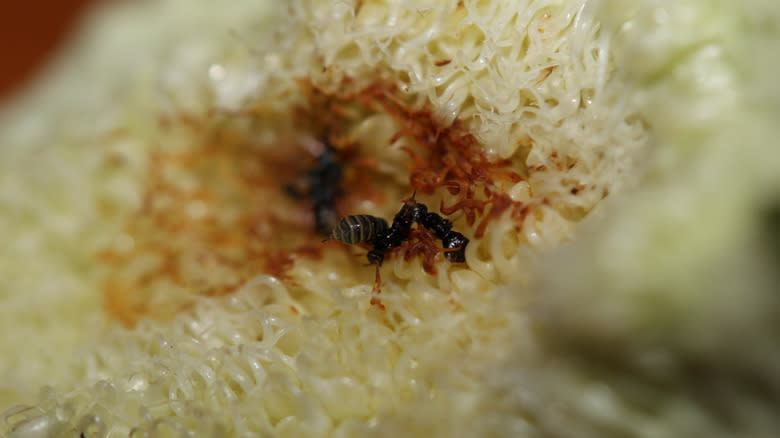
left=369, top=263, right=385, bottom=311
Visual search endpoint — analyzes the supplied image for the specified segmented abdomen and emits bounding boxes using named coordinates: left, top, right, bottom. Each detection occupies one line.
left=329, top=215, right=388, bottom=244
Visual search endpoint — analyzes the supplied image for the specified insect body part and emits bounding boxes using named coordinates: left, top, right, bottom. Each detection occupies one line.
left=285, top=140, right=344, bottom=235
left=328, top=215, right=388, bottom=245
left=308, top=146, right=343, bottom=234
left=441, top=231, right=468, bottom=262
left=329, top=195, right=470, bottom=267
left=417, top=209, right=468, bottom=262
left=367, top=199, right=418, bottom=265
left=420, top=211, right=453, bottom=237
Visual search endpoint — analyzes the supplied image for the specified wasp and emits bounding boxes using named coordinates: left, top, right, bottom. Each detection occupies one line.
left=285, top=139, right=344, bottom=235
left=327, top=194, right=469, bottom=266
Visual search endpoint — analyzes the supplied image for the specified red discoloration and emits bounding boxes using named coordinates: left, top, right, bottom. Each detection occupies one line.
left=440, top=197, right=487, bottom=226
left=98, top=80, right=394, bottom=326
left=401, top=228, right=445, bottom=275
left=97, top=131, right=326, bottom=325
left=98, top=74, right=544, bottom=325
left=474, top=193, right=514, bottom=239
left=536, top=65, right=556, bottom=85
left=354, top=81, right=532, bottom=248
left=369, top=296, right=385, bottom=311
left=370, top=264, right=386, bottom=311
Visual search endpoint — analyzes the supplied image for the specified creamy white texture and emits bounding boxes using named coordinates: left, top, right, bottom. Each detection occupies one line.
left=0, top=1, right=777, bottom=437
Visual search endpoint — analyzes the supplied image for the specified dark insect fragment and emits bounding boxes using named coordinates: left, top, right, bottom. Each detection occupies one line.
left=286, top=140, right=343, bottom=235
left=328, top=194, right=469, bottom=266
left=411, top=199, right=468, bottom=262
left=367, top=198, right=419, bottom=265
left=440, top=230, right=468, bottom=262
left=327, top=214, right=388, bottom=245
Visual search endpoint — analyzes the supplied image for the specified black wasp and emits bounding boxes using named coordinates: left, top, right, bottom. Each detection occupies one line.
left=286, top=139, right=343, bottom=235
left=327, top=195, right=469, bottom=266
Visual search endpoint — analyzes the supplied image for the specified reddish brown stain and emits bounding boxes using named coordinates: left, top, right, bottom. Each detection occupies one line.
left=536, top=65, right=556, bottom=85
left=98, top=129, right=323, bottom=325
left=473, top=193, right=514, bottom=239
left=370, top=264, right=386, bottom=311
left=401, top=228, right=446, bottom=275
left=98, top=75, right=545, bottom=325
left=434, top=59, right=452, bottom=67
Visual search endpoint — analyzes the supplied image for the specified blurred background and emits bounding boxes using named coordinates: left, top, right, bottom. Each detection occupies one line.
left=0, top=0, right=97, bottom=102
